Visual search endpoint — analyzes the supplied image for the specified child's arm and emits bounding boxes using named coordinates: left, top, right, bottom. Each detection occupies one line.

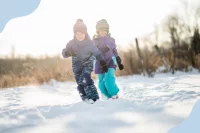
left=90, top=41, right=104, bottom=60
left=111, top=37, right=119, bottom=57
left=92, top=35, right=100, bottom=49
left=62, top=40, right=76, bottom=58
left=93, top=35, right=110, bottom=53
left=111, top=37, right=124, bottom=70
left=90, top=41, right=108, bottom=73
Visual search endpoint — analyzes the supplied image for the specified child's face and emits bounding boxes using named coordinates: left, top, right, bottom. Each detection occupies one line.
left=99, top=30, right=108, bottom=37
left=75, top=32, right=86, bottom=41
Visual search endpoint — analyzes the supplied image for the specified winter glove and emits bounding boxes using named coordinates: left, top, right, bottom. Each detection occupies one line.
left=65, top=50, right=76, bottom=57
left=100, top=60, right=108, bottom=73
left=62, top=48, right=67, bottom=58
left=116, top=56, right=124, bottom=70
left=62, top=48, right=76, bottom=58
left=102, top=45, right=110, bottom=53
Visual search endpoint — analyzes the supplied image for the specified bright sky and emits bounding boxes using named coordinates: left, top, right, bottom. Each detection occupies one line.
left=0, top=0, right=181, bottom=57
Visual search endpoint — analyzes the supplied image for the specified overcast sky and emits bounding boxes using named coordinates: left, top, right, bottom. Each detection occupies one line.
left=0, top=0, right=188, bottom=57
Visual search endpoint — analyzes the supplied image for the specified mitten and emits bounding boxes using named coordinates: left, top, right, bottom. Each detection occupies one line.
left=100, top=60, right=108, bottom=73
left=65, top=50, right=76, bottom=57
left=116, top=56, right=124, bottom=70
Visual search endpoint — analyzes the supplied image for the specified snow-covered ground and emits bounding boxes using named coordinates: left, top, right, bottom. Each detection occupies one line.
left=0, top=70, right=200, bottom=133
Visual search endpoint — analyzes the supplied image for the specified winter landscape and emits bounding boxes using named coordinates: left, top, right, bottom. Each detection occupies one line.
left=1, top=0, right=200, bottom=133
left=1, top=69, right=200, bottom=133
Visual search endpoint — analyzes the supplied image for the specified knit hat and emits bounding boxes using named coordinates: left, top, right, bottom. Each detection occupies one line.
left=96, top=19, right=109, bottom=34
left=73, top=19, right=87, bottom=34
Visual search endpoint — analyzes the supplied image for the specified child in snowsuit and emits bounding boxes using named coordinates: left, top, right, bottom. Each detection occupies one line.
left=62, top=19, right=108, bottom=103
left=93, top=19, right=124, bottom=99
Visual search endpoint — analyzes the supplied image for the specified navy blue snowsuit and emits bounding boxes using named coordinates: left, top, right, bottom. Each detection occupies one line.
left=62, top=38, right=104, bottom=101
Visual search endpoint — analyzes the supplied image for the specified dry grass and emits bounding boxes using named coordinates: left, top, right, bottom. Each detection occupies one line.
left=0, top=44, right=200, bottom=88
left=0, top=56, right=74, bottom=88
left=116, top=43, right=200, bottom=77
left=115, top=45, right=165, bottom=76
left=115, top=44, right=142, bottom=76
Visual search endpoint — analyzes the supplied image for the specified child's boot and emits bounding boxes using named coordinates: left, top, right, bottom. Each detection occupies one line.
left=112, top=94, right=119, bottom=99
